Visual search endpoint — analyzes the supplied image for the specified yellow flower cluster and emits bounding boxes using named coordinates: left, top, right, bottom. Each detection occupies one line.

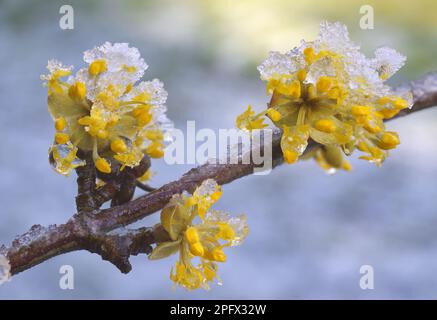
left=149, top=179, right=248, bottom=290
left=236, top=21, right=412, bottom=172
left=42, top=42, right=172, bottom=176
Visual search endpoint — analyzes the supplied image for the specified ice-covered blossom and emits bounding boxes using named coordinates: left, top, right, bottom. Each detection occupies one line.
left=236, top=21, right=412, bottom=171
left=149, top=179, right=248, bottom=290
left=0, top=254, right=11, bottom=285
left=42, top=42, right=172, bottom=175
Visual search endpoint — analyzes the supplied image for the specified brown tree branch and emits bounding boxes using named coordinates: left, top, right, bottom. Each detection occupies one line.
left=77, top=224, right=168, bottom=273
left=2, top=72, right=437, bottom=277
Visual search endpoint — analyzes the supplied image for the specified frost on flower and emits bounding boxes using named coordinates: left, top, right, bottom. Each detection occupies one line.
left=372, top=47, right=406, bottom=81
left=236, top=21, right=413, bottom=172
left=41, top=42, right=173, bottom=176
left=149, top=179, right=248, bottom=290
left=0, top=254, right=11, bottom=285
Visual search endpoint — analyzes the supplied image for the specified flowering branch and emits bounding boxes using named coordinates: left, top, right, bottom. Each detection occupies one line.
left=1, top=71, right=436, bottom=278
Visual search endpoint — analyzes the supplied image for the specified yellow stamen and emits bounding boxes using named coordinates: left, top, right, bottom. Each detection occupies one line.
left=48, top=79, right=64, bottom=95
left=185, top=227, right=200, bottom=244
left=377, top=108, right=399, bottom=119
left=77, top=116, right=91, bottom=126
left=211, top=248, right=226, bottom=262
left=54, top=117, right=67, bottom=131
left=68, top=82, right=86, bottom=100
left=316, top=76, right=332, bottom=93
left=266, top=78, right=282, bottom=95
left=363, top=121, right=382, bottom=134
left=297, top=69, right=307, bottom=82
left=95, top=157, right=111, bottom=173
left=267, top=108, right=282, bottom=121
left=283, top=150, right=299, bottom=164
left=351, top=105, right=371, bottom=117
left=342, top=160, right=352, bottom=171
left=189, top=242, right=205, bottom=257
left=146, top=142, right=164, bottom=158
left=218, top=223, right=235, bottom=240
left=357, top=141, right=368, bottom=152
left=132, top=106, right=152, bottom=127
left=132, top=106, right=147, bottom=117
left=138, top=112, right=152, bottom=127
left=394, top=98, right=408, bottom=110
left=54, top=69, right=71, bottom=78
left=124, top=83, right=133, bottom=94
left=377, top=96, right=392, bottom=105
left=203, top=265, right=216, bottom=281
left=288, top=80, right=301, bottom=98
left=185, top=196, right=197, bottom=207
left=377, top=132, right=400, bottom=150
left=304, top=47, right=316, bottom=64
left=110, top=138, right=127, bottom=153
left=144, top=130, right=163, bottom=141
left=314, top=119, right=337, bottom=133
left=55, top=132, right=69, bottom=144
left=89, top=60, right=107, bottom=76
left=328, top=87, right=340, bottom=99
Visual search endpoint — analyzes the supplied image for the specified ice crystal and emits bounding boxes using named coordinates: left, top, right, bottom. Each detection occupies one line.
left=372, top=47, right=406, bottom=80
left=83, top=42, right=148, bottom=93
left=193, top=179, right=220, bottom=197
left=258, top=51, right=302, bottom=80
left=11, top=224, right=55, bottom=247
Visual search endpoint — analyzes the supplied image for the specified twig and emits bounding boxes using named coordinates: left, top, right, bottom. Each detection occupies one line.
left=136, top=181, right=156, bottom=192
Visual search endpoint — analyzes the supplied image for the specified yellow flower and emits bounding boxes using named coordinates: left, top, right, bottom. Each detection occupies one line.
left=184, top=179, right=223, bottom=219
left=42, top=42, right=173, bottom=175
left=149, top=179, right=248, bottom=290
left=40, top=60, right=72, bottom=95
left=237, top=21, right=413, bottom=170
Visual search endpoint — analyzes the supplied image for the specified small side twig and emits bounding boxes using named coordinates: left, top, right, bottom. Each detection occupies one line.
left=136, top=181, right=156, bottom=192
left=75, top=152, right=98, bottom=212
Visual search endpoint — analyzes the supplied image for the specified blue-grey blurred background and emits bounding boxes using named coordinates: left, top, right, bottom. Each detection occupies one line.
left=1, top=0, right=437, bottom=299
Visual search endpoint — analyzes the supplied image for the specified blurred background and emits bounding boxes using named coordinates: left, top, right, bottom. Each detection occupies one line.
left=1, top=0, right=437, bottom=299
